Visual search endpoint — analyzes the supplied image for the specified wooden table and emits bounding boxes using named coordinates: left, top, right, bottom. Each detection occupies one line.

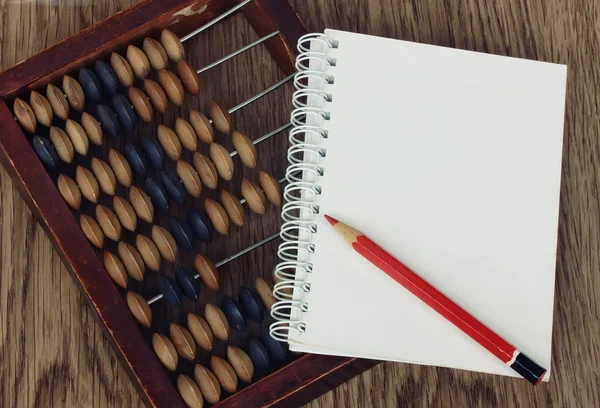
left=1, top=1, right=598, bottom=407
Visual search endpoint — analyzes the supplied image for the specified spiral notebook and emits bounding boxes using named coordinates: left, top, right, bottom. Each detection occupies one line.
left=270, top=29, right=567, bottom=381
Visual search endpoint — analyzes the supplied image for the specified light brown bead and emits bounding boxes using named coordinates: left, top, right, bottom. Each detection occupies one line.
left=158, top=69, right=185, bottom=105
left=103, top=251, right=128, bottom=289
left=189, top=110, right=213, bottom=144
left=210, top=356, right=237, bottom=394
left=49, top=126, right=74, bottom=163
left=62, top=75, right=85, bottom=112
left=175, top=117, right=198, bottom=152
left=151, top=225, right=177, bottom=263
left=194, top=365, right=221, bottom=405
left=144, top=79, right=168, bottom=113
left=187, top=312, right=213, bottom=352
left=259, top=171, right=282, bottom=207
left=241, top=179, right=267, bottom=215
left=110, top=52, right=135, bottom=88
left=143, top=37, right=169, bottom=70
left=161, top=29, right=184, bottom=62
left=127, top=291, right=152, bottom=327
left=220, top=190, right=244, bottom=227
left=177, top=160, right=202, bottom=198
left=91, top=158, right=117, bottom=195
left=152, top=333, right=178, bottom=371
left=65, top=119, right=89, bottom=155
left=80, top=214, right=104, bottom=249
left=127, top=45, right=151, bottom=80
left=158, top=125, right=182, bottom=161
left=205, top=199, right=229, bottom=235
left=129, top=186, right=154, bottom=223
left=232, top=130, right=257, bottom=168
left=194, top=255, right=219, bottom=291
left=46, top=84, right=69, bottom=120
left=209, top=143, right=234, bottom=181
left=80, top=112, right=103, bottom=145
left=192, top=152, right=218, bottom=189
left=177, top=60, right=201, bottom=96
left=177, top=375, right=204, bottom=408
left=135, top=234, right=161, bottom=271
left=255, top=277, right=276, bottom=312
left=208, top=101, right=232, bottom=134
left=57, top=174, right=81, bottom=210
left=96, top=205, right=122, bottom=241
left=227, top=346, right=254, bottom=383
left=13, top=98, right=36, bottom=133
left=128, top=87, right=153, bottom=123
left=204, top=304, right=229, bottom=341
left=170, top=323, right=196, bottom=361
left=30, top=91, right=53, bottom=127
left=113, top=196, right=137, bottom=232
left=108, top=149, right=133, bottom=187
left=118, top=242, right=145, bottom=281
left=76, top=166, right=100, bottom=203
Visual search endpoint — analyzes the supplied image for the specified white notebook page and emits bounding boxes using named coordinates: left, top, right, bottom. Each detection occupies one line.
left=286, top=29, right=567, bottom=380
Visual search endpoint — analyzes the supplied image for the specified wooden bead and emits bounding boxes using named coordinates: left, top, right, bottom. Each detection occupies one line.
left=221, top=296, right=246, bottom=331
left=210, top=356, right=237, bottom=394
left=135, top=234, right=161, bottom=271
left=46, top=84, right=69, bottom=120
left=247, top=339, right=270, bottom=379
left=205, top=198, right=229, bottom=235
left=232, top=130, right=257, bottom=168
left=192, top=152, right=218, bottom=189
left=194, top=254, right=219, bottom=291
left=65, top=119, right=89, bottom=155
left=49, top=126, right=74, bottom=163
left=159, top=274, right=184, bottom=307
left=125, top=142, right=149, bottom=179
left=170, top=323, right=196, bottom=361
left=151, top=225, right=177, bottom=263
left=96, top=205, right=122, bottom=241
left=127, top=45, right=151, bottom=79
left=176, top=160, right=202, bottom=198
left=80, top=214, right=104, bottom=249
left=91, top=158, right=117, bottom=195
left=175, top=267, right=198, bottom=300
left=161, top=29, right=184, bottom=62
left=187, top=209, right=213, bottom=243
left=126, top=291, right=152, bottom=327
left=62, top=75, right=85, bottom=112
left=113, top=196, right=137, bottom=232
left=128, top=87, right=153, bottom=123
left=152, top=333, right=178, bottom=371
left=144, top=79, right=168, bottom=113
left=112, top=94, right=137, bottom=132
left=108, top=149, right=133, bottom=187
left=209, top=143, right=234, bottom=181
left=30, top=91, right=53, bottom=127
left=255, top=277, right=276, bottom=312
left=118, top=242, right=145, bottom=281
left=175, top=117, right=198, bottom=151
left=110, top=52, right=135, bottom=88
left=76, top=166, right=100, bottom=203
left=241, top=179, right=267, bottom=214
left=157, top=125, right=182, bottom=161
left=32, top=136, right=58, bottom=169
left=129, top=186, right=154, bottom=223
left=57, top=174, right=81, bottom=210
left=143, top=37, right=169, bottom=70
left=81, top=112, right=103, bottom=146
left=169, top=217, right=195, bottom=252
left=227, top=346, right=254, bottom=383
left=259, top=171, right=282, bottom=207
left=220, top=190, right=244, bottom=227
left=204, top=304, right=229, bottom=341
left=177, top=375, right=204, bottom=408
left=208, top=101, right=232, bottom=134
left=13, top=98, right=36, bottom=133
left=187, top=313, right=213, bottom=352
left=194, top=365, right=221, bottom=405
left=158, top=69, right=185, bottom=105
left=189, top=110, right=214, bottom=144
left=177, top=60, right=201, bottom=96
left=103, top=251, right=128, bottom=289
left=96, top=105, right=120, bottom=139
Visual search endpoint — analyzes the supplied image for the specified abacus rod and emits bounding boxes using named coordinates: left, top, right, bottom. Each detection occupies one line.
left=230, top=122, right=293, bottom=158
left=228, top=73, right=294, bottom=114
left=180, top=0, right=253, bottom=43
left=196, top=30, right=280, bottom=74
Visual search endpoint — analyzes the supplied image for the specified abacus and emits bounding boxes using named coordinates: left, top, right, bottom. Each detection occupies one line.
left=0, top=1, right=376, bottom=407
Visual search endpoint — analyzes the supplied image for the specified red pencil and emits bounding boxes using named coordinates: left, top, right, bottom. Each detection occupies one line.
left=324, top=214, right=547, bottom=385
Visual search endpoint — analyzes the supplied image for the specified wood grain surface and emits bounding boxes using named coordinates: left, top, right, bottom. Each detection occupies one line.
left=0, top=0, right=598, bottom=407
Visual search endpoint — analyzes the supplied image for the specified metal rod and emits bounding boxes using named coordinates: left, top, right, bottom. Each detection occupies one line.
left=180, top=0, right=253, bottom=43
left=230, top=122, right=292, bottom=158
left=228, top=73, right=295, bottom=114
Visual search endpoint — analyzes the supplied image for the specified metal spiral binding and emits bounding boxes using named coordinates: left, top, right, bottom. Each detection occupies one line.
left=270, top=33, right=338, bottom=342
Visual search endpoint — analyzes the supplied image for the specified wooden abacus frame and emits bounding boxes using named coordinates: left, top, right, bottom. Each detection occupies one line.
left=0, top=1, right=377, bottom=407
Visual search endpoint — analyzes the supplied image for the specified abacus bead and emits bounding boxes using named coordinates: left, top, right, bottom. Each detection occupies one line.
left=220, top=190, right=245, bottom=227
left=50, top=126, right=74, bottom=163
left=158, top=69, right=185, bottom=105
left=144, top=79, right=168, bottom=113
left=103, top=251, right=128, bottom=289
left=208, top=101, right=232, bottom=134
left=151, top=225, right=178, bottom=263
left=127, top=291, right=152, bottom=327
left=143, top=37, right=169, bottom=71
left=194, top=364, right=221, bottom=404
left=193, top=153, right=218, bottom=189
left=110, top=52, right=135, bottom=88
left=78, top=68, right=103, bottom=104
left=112, top=94, right=137, bottom=132
left=169, top=217, right=195, bottom=252
left=136, top=234, right=161, bottom=271
left=81, top=112, right=103, bottom=146
left=30, top=91, right=53, bottom=127
left=241, top=179, right=267, bottom=215
left=247, top=339, right=270, bottom=379
left=239, top=287, right=264, bottom=324
left=80, top=214, right=104, bottom=249
left=210, top=356, right=237, bottom=394
left=259, top=171, right=282, bottom=207
left=221, top=296, right=247, bottom=332
left=161, top=29, right=184, bottom=62
left=32, top=135, right=58, bottom=169
left=175, top=266, right=198, bottom=300
left=205, top=199, right=229, bottom=236
left=261, top=327, right=287, bottom=363
left=152, top=333, right=179, bottom=371
left=57, top=174, right=81, bottom=210
left=46, top=84, right=69, bottom=120
left=91, top=158, right=117, bottom=195
left=187, top=313, right=213, bottom=351
left=177, top=375, right=203, bottom=408
left=158, top=125, right=182, bottom=161
left=113, top=196, right=137, bottom=232
left=96, top=105, right=120, bottom=139
left=128, top=87, right=153, bottom=123
left=145, top=178, right=170, bottom=213
left=255, top=277, right=276, bottom=312
left=160, top=171, right=186, bottom=204
left=65, top=119, right=89, bottom=155
left=175, top=117, right=198, bottom=152
left=227, top=346, right=254, bottom=384
left=129, top=186, right=154, bottom=223
left=177, top=60, right=201, bottom=96
left=96, top=205, right=122, bottom=241
left=170, top=323, right=196, bottom=361
left=124, top=142, right=148, bottom=179
left=187, top=209, right=213, bottom=243
left=232, top=130, right=258, bottom=168
left=159, top=274, right=183, bottom=308
left=127, top=45, right=151, bottom=80
left=94, top=60, right=119, bottom=96
left=13, top=98, right=36, bottom=133
left=189, top=110, right=214, bottom=144
left=62, top=75, right=85, bottom=111
left=108, top=149, right=133, bottom=187
left=204, top=304, right=229, bottom=341
left=141, top=136, right=165, bottom=169
left=76, top=166, right=100, bottom=203
left=194, top=255, right=219, bottom=291
left=209, top=143, right=234, bottom=181
left=118, top=242, right=145, bottom=281
left=176, top=160, right=202, bottom=198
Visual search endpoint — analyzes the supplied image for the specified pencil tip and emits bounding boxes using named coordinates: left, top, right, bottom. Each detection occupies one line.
left=324, top=214, right=339, bottom=226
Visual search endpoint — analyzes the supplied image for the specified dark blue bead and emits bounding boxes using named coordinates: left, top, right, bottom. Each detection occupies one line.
left=159, top=274, right=183, bottom=308
left=247, top=339, right=270, bottom=378
left=94, top=61, right=119, bottom=96
left=168, top=217, right=195, bottom=252
left=96, top=105, right=120, bottom=138
left=32, top=135, right=59, bottom=170
left=145, top=178, right=169, bottom=213
left=239, top=287, right=264, bottom=323
left=141, top=136, right=165, bottom=170
left=79, top=68, right=103, bottom=104
left=187, top=209, right=213, bottom=243
left=261, top=327, right=287, bottom=363
left=221, top=296, right=247, bottom=332
left=160, top=172, right=186, bottom=204
left=124, top=142, right=148, bottom=179
left=175, top=266, right=199, bottom=300
left=111, top=94, right=137, bottom=132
